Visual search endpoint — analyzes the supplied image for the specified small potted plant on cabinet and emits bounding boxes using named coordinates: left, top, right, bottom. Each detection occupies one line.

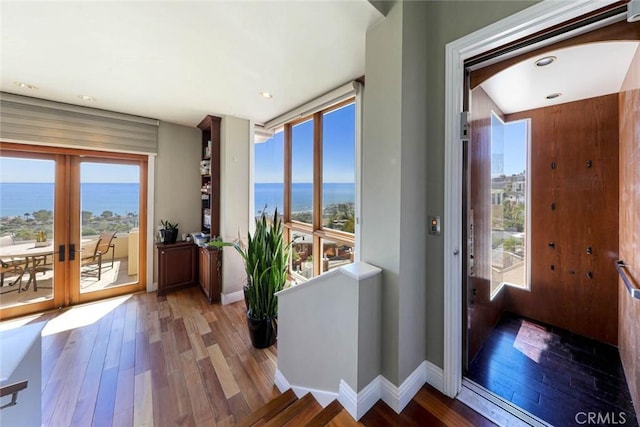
left=159, top=219, right=179, bottom=244
left=209, top=208, right=290, bottom=348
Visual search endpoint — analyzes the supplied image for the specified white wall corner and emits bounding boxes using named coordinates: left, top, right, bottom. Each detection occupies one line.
left=338, top=377, right=381, bottom=421
left=380, top=361, right=427, bottom=413
left=221, top=289, right=244, bottom=305
left=425, top=360, right=445, bottom=394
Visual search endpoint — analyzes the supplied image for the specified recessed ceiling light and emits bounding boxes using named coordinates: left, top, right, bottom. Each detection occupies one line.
left=259, top=92, right=273, bottom=99
left=13, top=81, right=37, bottom=90
left=78, top=95, right=95, bottom=101
left=534, top=56, right=556, bottom=67
left=546, top=93, right=562, bottom=100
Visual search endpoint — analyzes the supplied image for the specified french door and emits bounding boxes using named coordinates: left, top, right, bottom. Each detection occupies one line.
left=0, top=143, right=147, bottom=320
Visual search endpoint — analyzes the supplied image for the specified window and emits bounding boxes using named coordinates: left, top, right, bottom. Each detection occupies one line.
left=284, top=99, right=357, bottom=280
left=490, top=112, right=530, bottom=298
left=254, top=130, right=284, bottom=216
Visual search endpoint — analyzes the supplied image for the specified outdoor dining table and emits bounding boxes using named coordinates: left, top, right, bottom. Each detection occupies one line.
left=0, top=242, right=55, bottom=291
left=0, top=239, right=99, bottom=292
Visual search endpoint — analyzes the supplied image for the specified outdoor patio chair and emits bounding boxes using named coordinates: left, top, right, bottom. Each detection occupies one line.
left=81, top=231, right=117, bottom=280
left=0, top=258, right=25, bottom=290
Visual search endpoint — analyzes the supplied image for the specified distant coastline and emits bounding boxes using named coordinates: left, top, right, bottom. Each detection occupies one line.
left=0, top=182, right=355, bottom=218
left=255, top=182, right=354, bottom=215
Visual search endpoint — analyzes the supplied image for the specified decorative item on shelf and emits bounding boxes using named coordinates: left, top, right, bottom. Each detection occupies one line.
left=200, top=159, right=211, bottom=175
left=208, top=208, right=291, bottom=348
left=159, top=219, right=179, bottom=244
left=204, top=140, right=212, bottom=158
left=34, top=230, right=48, bottom=247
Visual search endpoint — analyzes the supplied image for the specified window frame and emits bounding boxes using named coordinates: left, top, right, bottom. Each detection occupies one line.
left=283, top=98, right=356, bottom=280
left=489, top=112, right=532, bottom=299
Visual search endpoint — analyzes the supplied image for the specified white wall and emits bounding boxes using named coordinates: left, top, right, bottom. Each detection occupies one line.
left=154, top=121, right=201, bottom=284
left=361, top=0, right=537, bottom=387
left=362, top=0, right=403, bottom=385
left=219, top=115, right=251, bottom=297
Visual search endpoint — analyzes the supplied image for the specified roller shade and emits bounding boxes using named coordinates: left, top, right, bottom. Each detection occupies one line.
left=0, top=92, right=159, bottom=154
left=263, top=81, right=360, bottom=131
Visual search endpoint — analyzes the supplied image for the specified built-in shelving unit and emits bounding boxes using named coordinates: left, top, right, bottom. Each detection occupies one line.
left=197, top=115, right=221, bottom=235
left=196, top=115, right=223, bottom=304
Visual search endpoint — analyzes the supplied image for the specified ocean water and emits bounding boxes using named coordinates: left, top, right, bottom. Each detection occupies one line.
left=255, top=182, right=354, bottom=215
left=0, top=182, right=355, bottom=218
left=0, top=183, right=140, bottom=218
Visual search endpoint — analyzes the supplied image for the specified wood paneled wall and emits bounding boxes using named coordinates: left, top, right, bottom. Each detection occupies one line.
left=467, top=86, right=506, bottom=362
left=618, top=45, right=640, bottom=420
left=505, top=94, right=619, bottom=345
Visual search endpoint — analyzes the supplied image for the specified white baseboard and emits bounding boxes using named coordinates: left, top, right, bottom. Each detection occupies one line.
left=221, top=289, right=244, bottom=305
left=380, top=361, right=428, bottom=413
left=339, top=377, right=381, bottom=420
left=274, top=369, right=338, bottom=407
left=425, top=360, right=444, bottom=394
left=275, top=361, right=440, bottom=421
left=274, top=368, right=290, bottom=393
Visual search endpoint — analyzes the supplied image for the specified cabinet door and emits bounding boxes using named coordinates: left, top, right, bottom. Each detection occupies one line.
left=198, top=247, right=211, bottom=300
left=158, top=244, right=196, bottom=295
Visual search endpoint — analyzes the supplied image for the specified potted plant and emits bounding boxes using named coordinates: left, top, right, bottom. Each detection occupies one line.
left=159, top=219, right=179, bottom=244
left=209, top=208, right=290, bottom=348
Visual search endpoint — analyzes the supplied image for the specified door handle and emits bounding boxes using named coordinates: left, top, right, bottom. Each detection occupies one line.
left=59, top=245, right=65, bottom=262
left=69, top=244, right=76, bottom=261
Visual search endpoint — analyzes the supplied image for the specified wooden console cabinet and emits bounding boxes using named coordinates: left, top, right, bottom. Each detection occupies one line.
left=157, top=241, right=197, bottom=296
left=198, top=246, right=222, bottom=304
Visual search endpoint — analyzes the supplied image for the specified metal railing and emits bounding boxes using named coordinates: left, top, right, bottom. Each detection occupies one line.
left=616, top=260, right=640, bottom=300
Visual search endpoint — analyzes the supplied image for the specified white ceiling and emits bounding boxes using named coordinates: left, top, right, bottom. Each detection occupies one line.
left=481, top=41, right=640, bottom=114
left=0, top=1, right=382, bottom=127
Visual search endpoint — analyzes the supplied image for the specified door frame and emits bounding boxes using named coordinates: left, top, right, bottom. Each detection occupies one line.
left=0, top=142, right=149, bottom=318
left=443, top=0, right=621, bottom=398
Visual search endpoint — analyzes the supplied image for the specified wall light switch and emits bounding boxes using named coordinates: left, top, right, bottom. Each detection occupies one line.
left=429, top=216, right=441, bottom=235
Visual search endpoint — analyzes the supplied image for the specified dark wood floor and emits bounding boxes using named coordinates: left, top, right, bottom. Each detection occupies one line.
left=467, top=312, right=638, bottom=427
left=3, top=287, right=499, bottom=426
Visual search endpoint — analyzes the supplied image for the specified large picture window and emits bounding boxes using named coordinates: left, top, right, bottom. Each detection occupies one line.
left=284, top=99, right=356, bottom=280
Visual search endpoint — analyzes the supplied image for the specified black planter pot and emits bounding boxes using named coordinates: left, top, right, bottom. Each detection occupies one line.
left=246, top=313, right=277, bottom=349
left=160, top=228, right=178, bottom=244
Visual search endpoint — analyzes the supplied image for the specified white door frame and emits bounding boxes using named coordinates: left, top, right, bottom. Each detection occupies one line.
left=443, top=0, right=620, bottom=398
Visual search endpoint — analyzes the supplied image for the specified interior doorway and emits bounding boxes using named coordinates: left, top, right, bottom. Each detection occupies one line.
left=462, top=12, right=638, bottom=427
left=444, top=4, right=637, bottom=421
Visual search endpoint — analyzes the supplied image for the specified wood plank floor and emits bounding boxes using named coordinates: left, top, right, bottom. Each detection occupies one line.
left=2, top=287, right=500, bottom=426
left=467, top=312, right=638, bottom=427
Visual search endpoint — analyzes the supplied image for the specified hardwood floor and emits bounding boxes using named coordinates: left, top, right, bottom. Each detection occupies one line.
left=467, top=312, right=638, bottom=427
left=2, top=287, right=498, bottom=426
left=15, top=287, right=279, bottom=426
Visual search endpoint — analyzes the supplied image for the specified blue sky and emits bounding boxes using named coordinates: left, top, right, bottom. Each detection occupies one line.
left=492, top=112, right=527, bottom=176
left=254, top=103, right=356, bottom=184
left=0, top=158, right=139, bottom=183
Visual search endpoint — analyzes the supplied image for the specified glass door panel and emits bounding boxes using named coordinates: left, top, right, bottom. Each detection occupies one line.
left=0, top=155, right=58, bottom=314
left=78, top=161, right=141, bottom=296
left=291, top=119, right=314, bottom=224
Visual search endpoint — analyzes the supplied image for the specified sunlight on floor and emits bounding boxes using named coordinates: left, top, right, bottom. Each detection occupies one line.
left=41, top=294, right=132, bottom=336
left=513, top=320, right=552, bottom=363
left=0, top=313, right=45, bottom=331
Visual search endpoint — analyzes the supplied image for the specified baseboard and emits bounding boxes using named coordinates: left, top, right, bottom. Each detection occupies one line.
left=276, top=361, right=437, bottom=420
left=339, top=377, right=381, bottom=420
left=274, top=369, right=338, bottom=408
left=221, top=289, right=244, bottom=305
left=274, top=368, right=290, bottom=393
left=380, top=361, right=427, bottom=413
left=425, top=360, right=444, bottom=394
